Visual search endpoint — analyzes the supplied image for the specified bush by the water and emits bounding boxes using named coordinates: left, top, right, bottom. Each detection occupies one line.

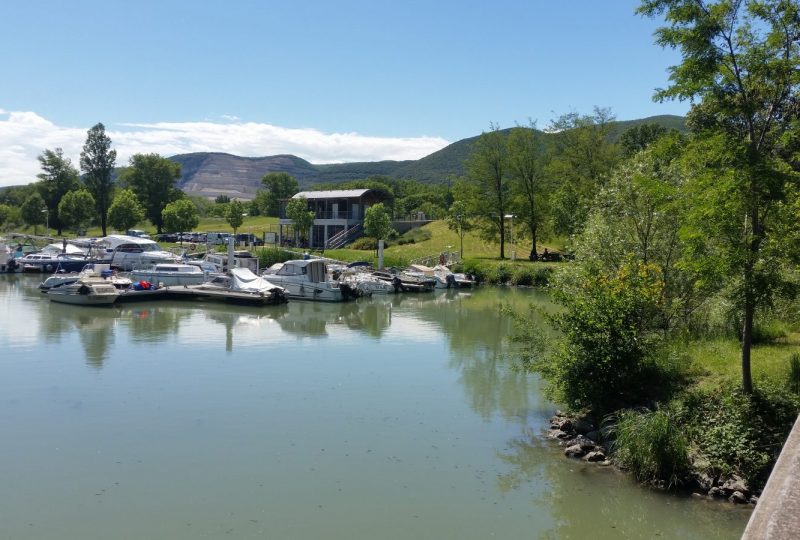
left=509, top=265, right=553, bottom=287
left=528, top=262, right=681, bottom=415
left=607, top=407, right=691, bottom=488
left=684, top=381, right=799, bottom=490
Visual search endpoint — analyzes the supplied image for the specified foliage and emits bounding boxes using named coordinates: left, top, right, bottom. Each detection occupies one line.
left=464, top=124, right=511, bottom=258
left=108, top=189, right=145, bottom=232
left=525, top=262, right=677, bottom=415
left=575, top=133, right=703, bottom=332
left=607, top=407, right=691, bottom=488
left=162, top=199, right=199, bottom=234
left=349, top=237, right=378, bottom=250
left=118, top=153, right=182, bottom=234
left=684, top=382, right=800, bottom=490
left=57, top=189, right=96, bottom=232
left=261, top=172, right=299, bottom=216
left=285, top=196, right=314, bottom=245
left=507, top=123, right=550, bottom=258
left=508, top=264, right=553, bottom=287
left=80, top=122, right=117, bottom=236
left=395, top=227, right=431, bottom=245
left=21, top=192, right=46, bottom=229
left=226, top=199, right=245, bottom=234
left=619, top=123, right=670, bottom=156
left=788, top=353, right=800, bottom=395
left=363, top=202, right=393, bottom=242
left=639, top=0, right=800, bottom=395
left=0, top=204, right=13, bottom=228
left=446, top=199, right=474, bottom=258
left=36, top=147, right=80, bottom=235
left=255, top=247, right=295, bottom=268
left=546, top=107, right=621, bottom=236
left=215, top=195, right=231, bottom=204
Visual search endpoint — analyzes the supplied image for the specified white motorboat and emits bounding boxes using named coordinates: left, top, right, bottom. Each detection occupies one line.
left=40, top=264, right=132, bottom=291
left=176, top=267, right=287, bottom=305
left=262, top=259, right=359, bottom=301
left=47, top=267, right=120, bottom=306
left=95, top=235, right=181, bottom=270
left=372, top=268, right=436, bottom=293
left=337, top=269, right=395, bottom=295
left=130, top=263, right=210, bottom=286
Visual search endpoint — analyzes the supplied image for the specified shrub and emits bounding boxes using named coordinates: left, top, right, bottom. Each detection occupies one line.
left=530, top=262, right=672, bottom=415
left=509, top=265, right=553, bottom=287
left=607, top=408, right=691, bottom=488
left=255, top=247, right=294, bottom=268
left=349, top=237, right=378, bottom=250
left=751, top=319, right=788, bottom=344
left=684, top=381, right=799, bottom=490
left=789, top=353, right=800, bottom=395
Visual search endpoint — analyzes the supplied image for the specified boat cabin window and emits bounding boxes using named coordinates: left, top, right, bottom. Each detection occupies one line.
left=158, top=266, right=179, bottom=272
left=278, top=264, right=304, bottom=276
left=117, top=244, right=143, bottom=253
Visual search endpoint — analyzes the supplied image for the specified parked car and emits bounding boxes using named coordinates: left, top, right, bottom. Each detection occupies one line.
left=126, top=229, right=151, bottom=239
left=155, top=233, right=179, bottom=243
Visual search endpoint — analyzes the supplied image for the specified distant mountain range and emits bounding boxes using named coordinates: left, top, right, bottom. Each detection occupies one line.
left=171, top=115, right=686, bottom=200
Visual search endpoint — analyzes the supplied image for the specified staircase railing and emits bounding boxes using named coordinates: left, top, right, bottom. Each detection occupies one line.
left=326, top=224, right=363, bottom=249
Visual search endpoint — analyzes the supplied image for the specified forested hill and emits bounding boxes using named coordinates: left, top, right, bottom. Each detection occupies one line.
left=170, top=114, right=685, bottom=199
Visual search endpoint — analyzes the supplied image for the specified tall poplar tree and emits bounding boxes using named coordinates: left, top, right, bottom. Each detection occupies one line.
left=639, top=0, right=800, bottom=394
left=80, top=123, right=117, bottom=236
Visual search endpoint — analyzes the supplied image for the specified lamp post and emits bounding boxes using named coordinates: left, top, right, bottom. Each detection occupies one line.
left=504, top=214, right=515, bottom=261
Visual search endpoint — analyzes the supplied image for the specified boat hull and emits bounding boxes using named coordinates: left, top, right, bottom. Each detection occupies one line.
left=47, top=290, right=118, bottom=305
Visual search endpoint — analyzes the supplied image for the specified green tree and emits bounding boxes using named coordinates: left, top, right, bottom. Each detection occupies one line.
left=363, top=203, right=393, bottom=250
left=547, top=107, right=620, bottom=236
left=261, top=172, right=299, bottom=216
left=80, top=123, right=117, bottom=236
left=162, top=199, right=199, bottom=239
left=465, top=124, right=511, bottom=258
left=36, top=148, right=80, bottom=235
left=21, top=192, right=46, bottom=234
left=215, top=195, right=231, bottom=204
left=619, top=123, right=670, bottom=156
left=226, top=199, right=245, bottom=235
left=57, top=189, right=96, bottom=233
left=446, top=199, right=474, bottom=259
left=108, top=189, right=146, bottom=233
left=639, top=0, right=800, bottom=394
left=0, top=204, right=12, bottom=228
left=118, top=153, right=182, bottom=233
left=507, top=124, right=549, bottom=259
left=285, top=196, right=315, bottom=246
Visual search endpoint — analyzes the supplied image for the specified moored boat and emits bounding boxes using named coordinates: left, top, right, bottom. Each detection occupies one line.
left=130, top=263, right=210, bottom=286
left=262, top=259, right=359, bottom=301
left=47, top=267, right=120, bottom=306
left=173, top=267, right=287, bottom=305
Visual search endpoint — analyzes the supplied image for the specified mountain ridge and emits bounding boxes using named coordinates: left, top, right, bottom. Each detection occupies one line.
left=168, top=114, right=686, bottom=199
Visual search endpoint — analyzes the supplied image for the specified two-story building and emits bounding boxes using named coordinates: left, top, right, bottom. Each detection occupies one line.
left=278, top=189, right=393, bottom=249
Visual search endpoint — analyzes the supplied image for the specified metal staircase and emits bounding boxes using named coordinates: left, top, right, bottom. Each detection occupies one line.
left=326, top=224, right=363, bottom=249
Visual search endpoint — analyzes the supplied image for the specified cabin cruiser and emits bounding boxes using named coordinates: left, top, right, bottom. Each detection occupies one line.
left=130, top=263, right=210, bottom=286
left=95, top=235, right=181, bottom=271
left=262, top=259, right=359, bottom=301
left=47, top=266, right=120, bottom=306
left=334, top=266, right=395, bottom=295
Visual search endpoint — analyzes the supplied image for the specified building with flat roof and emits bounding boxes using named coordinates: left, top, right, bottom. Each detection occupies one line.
left=278, top=189, right=392, bottom=249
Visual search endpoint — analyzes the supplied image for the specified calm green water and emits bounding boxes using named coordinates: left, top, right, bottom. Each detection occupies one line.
left=0, top=275, right=750, bottom=539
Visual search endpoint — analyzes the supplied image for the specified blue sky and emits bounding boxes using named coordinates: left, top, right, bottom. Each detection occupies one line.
left=0, top=0, right=687, bottom=186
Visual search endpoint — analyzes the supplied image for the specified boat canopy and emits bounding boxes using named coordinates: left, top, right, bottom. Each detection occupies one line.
left=230, top=267, right=281, bottom=293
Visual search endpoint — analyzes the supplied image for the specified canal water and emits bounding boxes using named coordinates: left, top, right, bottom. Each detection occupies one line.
left=0, top=275, right=750, bottom=539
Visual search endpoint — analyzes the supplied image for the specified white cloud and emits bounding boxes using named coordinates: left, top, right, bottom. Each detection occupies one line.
left=0, top=109, right=450, bottom=187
